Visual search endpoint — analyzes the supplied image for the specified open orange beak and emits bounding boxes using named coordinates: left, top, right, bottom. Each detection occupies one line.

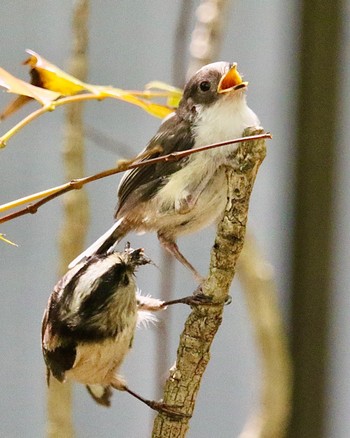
left=217, top=63, right=248, bottom=93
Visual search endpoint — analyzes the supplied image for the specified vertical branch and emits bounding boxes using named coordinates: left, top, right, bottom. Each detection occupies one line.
left=238, top=234, right=292, bottom=438
left=188, top=2, right=292, bottom=436
left=46, top=1, right=90, bottom=437
left=288, top=1, right=342, bottom=436
left=172, top=0, right=195, bottom=87
left=152, top=128, right=267, bottom=438
left=187, top=0, right=230, bottom=78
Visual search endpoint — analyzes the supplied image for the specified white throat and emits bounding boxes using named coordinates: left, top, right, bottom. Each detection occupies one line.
left=192, top=93, right=260, bottom=156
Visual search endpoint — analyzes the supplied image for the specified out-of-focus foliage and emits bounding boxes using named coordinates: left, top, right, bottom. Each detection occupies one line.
left=0, top=233, right=17, bottom=246
left=0, top=50, right=183, bottom=125
left=0, top=50, right=184, bottom=243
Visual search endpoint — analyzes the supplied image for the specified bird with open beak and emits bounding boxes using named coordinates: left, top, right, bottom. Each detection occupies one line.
left=69, top=62, right=260, bottom=281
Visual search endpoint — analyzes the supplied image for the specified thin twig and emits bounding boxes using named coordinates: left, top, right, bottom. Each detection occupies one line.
left=152, top=127, right=267, bottom=438
left=84, top=124, right=131, bottom=155
left=0, top=134, right=271, bottom=224
left=0, top=91, right=172, bottom=148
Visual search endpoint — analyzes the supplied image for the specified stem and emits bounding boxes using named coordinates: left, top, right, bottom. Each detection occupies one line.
left=152, top=127, right=267, bottom=437
left=0, top=134, right=271, bottom=224
left=0, top=91, right=173, bottom=147
left=237, top=234, right=292, bottom=438
left=46, top=1, right=90, bottom=437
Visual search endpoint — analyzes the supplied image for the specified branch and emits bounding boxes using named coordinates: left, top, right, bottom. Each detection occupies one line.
left=187, top=0, right=231, bottom=78
left=151, top=127, right=267, bottom=437
left=0, top=133, right=271, bottom=225
left=237, top=234, right=292, bottom=438
left=46, top=1, right=90, bottom=437
left=0, top=89, right=173, bottom=148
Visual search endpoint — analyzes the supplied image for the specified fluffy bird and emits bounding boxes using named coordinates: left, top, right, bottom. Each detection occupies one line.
left=42, top=245, right=198, bottom=411
left=69, top=62, right=260, bottom=280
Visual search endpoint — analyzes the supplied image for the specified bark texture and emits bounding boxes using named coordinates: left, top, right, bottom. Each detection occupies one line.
left=152, top=127, right=267, bottom=438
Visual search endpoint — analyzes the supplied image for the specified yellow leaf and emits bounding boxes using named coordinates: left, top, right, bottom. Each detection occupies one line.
left=0, top=233, right=18, bottom=247
left=145, top=81, right=182, bottom=108
left=0, top=67, right=60, bottom=105
left=24, top=49, right=100, bottom=95
left=0, top=95, right=32, bottom=121
left=98, top=86, right=174, bottom=118
left=141, top=100, right=174, bottom=118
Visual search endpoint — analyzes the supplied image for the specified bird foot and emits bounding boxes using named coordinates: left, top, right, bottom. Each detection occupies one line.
left=163, top=293, right=231, bottom=308
left=146, top=400, right=191, bottom=418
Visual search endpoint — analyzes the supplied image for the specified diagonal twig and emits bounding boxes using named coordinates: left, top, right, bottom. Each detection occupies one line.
left=0, top=133, right=271, bottom=225
left=0, top=90, right=174, bottom=148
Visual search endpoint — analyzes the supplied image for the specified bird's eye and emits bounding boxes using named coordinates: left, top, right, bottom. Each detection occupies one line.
left=199, top=81, right=211, bottom=92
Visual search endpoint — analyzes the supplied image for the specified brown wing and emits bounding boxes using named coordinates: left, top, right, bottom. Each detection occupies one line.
left=116, top=113, right=194, bottom=216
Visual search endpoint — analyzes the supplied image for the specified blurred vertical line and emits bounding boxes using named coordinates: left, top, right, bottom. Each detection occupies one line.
left=155, top=0, right=194, bottom=398
left=173, top=0, right=194, bottom=87
left=288, top=1, right=343, bottom=437
left=238, top=235, right=292, bottom=438
left=46, top=1, right=90, bottom=437
left=186, top=0, right=230, bottom=79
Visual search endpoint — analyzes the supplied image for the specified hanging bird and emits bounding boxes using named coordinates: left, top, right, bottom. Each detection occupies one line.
left=42, top=245, right=201, bottom=412
left=69, top=62, right=260, bottom=280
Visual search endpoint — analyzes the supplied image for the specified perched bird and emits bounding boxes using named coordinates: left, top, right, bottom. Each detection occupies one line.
left=69, top=62, right=260, bottom=280
left=42, top=245, right=198, bottom=411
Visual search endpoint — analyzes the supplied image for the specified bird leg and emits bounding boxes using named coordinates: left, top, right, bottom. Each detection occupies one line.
left=162, top=292, right=232, bottom=308
left=162, top=293, right=213, bottom=307
left=137, top=292, right=230, bottom=312
left=117, top=384, right=190, bottom=418
left=157, top=233, right=204, bottom=283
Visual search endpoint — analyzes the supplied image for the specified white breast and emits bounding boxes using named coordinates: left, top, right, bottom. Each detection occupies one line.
left=154, top=94, right=259, bottom=217
left=66, top=322, right=136, bottom=386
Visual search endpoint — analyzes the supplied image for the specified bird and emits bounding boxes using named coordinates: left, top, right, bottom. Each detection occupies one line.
left=69, top=62, right=260, bottom=280
left=42, top=244, right=204, bottom=411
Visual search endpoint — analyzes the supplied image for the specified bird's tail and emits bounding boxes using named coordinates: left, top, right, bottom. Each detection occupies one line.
left=86, top=384, right=113, bottom=407
left=68, top=218, right=126, bottom=269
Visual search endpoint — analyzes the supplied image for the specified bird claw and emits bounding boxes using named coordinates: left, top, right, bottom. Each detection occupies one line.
left=147, top=400, right=191, bottom=418
left=225, top=295, right=232, bottom=306
left=162, top=293, right=213, bottom=308
left=162, top=291, right=232, bottom=308
left=190, top=293, right=232, bottom=307
left=185, top=293, right=214, bottom=306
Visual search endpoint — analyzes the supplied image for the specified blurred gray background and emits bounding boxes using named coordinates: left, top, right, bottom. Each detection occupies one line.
left=0, top=1, right=348, bottom=437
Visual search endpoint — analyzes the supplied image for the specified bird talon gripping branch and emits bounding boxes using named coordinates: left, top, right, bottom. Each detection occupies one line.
left=146, top=400, right=191, bottom=418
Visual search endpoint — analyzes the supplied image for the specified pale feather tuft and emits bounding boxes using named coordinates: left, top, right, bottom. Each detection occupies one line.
left=137, top=310, right=158, bottom=328
left=136, top=290, right=163, bottom=328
